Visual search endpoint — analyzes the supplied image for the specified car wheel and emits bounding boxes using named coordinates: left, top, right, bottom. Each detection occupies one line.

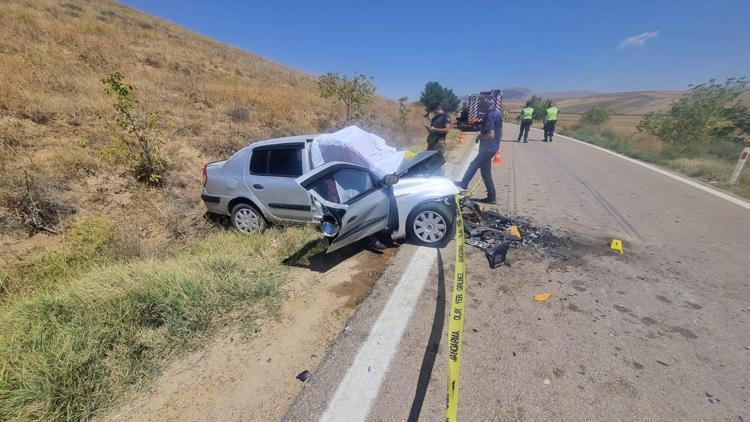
left=231, top=203, right=266, bottom=234
left=407, top=202, right=454, bottom=247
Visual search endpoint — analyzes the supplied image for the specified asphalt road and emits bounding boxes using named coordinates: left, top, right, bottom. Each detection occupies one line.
left=286, top=123, right=750, bottom=421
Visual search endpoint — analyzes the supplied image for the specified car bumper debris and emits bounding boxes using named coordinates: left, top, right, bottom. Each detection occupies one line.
left=459, top=197, right=567, bottom=268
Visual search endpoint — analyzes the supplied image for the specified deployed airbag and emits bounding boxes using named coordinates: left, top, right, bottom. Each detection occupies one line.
left=310, top=126, right=406, bottom=177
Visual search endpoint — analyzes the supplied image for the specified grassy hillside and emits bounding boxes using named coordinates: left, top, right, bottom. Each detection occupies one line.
left=0, top=0, right=424, bottom=255
left=0, top=1, right=430, bottom=419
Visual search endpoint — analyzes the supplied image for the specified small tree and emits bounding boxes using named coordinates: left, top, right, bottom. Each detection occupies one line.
left=397, top=96, right=411, bottom=133
left=639, top=78, right=750, bottom=148
left=317, top=72, right=376, bottom=122
left=419, top=81, right=460, bottom=114
left=102, top=72, right=165, bottom=186
left=579, top=105, right=612, bottom=127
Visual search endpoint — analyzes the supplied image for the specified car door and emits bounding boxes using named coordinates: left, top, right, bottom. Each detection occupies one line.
left=296, top=162, right=392, bottom=253
left=246, top=143, right=312, bottom=222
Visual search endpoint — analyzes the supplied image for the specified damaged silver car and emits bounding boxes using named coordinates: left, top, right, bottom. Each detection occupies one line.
left=201, top=133, right=459, bottom=252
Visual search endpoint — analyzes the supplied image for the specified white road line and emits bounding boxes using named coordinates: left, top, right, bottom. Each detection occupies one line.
left=320, top=246, right=435, bottom=422
left=557, top=133, right=750, bottom=211
left=320, top=143, right=477, bottom=422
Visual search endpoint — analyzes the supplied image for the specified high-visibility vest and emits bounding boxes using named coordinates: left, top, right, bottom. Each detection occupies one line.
left=521, top=107, right=534, bottom=120
left=546, top=107, right=559, bottom=121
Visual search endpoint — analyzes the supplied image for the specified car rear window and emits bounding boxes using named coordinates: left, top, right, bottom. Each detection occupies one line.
left=249, top=146, right=303, bottom=177
left=268, top=148, right=302, bottom=176
left=249, top=150, right=269, bottom=173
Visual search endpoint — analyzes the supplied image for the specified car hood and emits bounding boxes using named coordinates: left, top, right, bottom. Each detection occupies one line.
left=392, top=175, right=459, bottom=198
left=395, top=150, right=437, bottom=176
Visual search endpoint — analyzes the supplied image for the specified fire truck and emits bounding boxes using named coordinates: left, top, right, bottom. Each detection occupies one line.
left=455, top=89, right=503, bottom=132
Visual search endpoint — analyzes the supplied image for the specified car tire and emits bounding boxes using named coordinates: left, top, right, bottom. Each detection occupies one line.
left=407, top=202, right=454, bottom=247
left=231, top=203, right=266, bottom=234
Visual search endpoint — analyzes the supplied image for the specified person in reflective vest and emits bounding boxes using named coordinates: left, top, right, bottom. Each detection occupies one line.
left=517, top=102, right=534, bottom=143
left=543, top=104, right=559, bottom=142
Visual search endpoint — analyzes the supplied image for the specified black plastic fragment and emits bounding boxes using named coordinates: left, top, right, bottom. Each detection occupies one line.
left=296, top=370, right=312, bottom=382
left=485, top=241, right=511, bottom=268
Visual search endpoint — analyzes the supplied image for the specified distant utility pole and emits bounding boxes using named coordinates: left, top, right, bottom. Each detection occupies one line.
left=729, top=147, right=750, bottom=184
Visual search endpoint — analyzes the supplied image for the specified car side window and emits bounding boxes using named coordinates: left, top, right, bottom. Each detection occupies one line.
left=250, top=150, right=269, bottom=174
left=311, top=168, right=374, bottom=205
left=268, top=148, right=303, bottom=177
left=249, top=146, right=303, bottom=177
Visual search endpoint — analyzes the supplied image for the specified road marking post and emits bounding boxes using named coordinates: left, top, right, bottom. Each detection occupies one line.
left=729, top=147, right=750, bottom=185
left=445, top=194, right=467, bottom=422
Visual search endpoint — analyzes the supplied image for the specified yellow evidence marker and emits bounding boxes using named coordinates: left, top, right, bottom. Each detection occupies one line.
left=534, top=293, right=551, bottom=301
left=508, top=225, right=522, bottom=239
left=610, top=239, right=624, bottom=254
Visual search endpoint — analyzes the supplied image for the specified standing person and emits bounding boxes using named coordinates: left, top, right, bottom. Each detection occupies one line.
left=543, top=103, right=559, bottom=142
left=517, top=102, right=534, bottom=143
left=456, top=97, right=501, bottom=203
left=424, top=104, right=451, bottom=169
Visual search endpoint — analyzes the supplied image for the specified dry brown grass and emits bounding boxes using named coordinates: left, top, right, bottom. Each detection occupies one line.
left=0, top=0, right=426, bottom=255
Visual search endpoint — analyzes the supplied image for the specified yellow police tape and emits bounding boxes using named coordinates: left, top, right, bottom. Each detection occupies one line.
left=445, top=194, right=466, bottom=422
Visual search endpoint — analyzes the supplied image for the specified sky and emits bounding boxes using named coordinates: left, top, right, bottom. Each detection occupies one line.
left=121, top=0, right=750, bottom=100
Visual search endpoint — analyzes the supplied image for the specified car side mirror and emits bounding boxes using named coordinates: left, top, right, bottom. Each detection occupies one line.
left=383, top=174, right=399, bottom=186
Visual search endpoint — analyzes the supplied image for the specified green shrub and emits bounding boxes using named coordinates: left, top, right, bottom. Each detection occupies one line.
left=579, top=106, right=612, bottom=127
left=638, top=78, right=749, bottom=150
left=102, top=72, right=166, bottom=186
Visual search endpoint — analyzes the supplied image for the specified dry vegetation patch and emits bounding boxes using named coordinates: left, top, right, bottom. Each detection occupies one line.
left=0, top=0, right=425, bottom=248
left=0, top=1, right=429, bottom=419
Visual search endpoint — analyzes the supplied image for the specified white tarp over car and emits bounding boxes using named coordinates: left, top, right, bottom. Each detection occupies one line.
left=310, top=126, right=406, bottom=177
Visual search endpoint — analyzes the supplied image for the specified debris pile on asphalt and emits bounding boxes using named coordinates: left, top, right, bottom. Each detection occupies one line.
left=460, top=197, right=568, bottom=268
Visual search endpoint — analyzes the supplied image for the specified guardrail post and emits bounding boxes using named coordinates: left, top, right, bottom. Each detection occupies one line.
left=729, top=147, right=750, bottom=184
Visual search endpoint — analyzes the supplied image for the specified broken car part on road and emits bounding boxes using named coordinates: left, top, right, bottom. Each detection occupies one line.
left=459, top=196, right=564, bottom=268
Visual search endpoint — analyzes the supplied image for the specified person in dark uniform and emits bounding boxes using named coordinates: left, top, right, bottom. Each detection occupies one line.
left=455, top=97, right=501, bottom=203
left=424, top=104, right=451, bottom=168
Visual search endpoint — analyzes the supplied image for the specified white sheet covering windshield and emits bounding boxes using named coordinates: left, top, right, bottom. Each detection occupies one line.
left=310, top=126, right=406, bottom=177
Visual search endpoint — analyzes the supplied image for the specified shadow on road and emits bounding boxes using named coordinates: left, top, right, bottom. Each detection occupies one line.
left=407, top=248, right=446, bottom=422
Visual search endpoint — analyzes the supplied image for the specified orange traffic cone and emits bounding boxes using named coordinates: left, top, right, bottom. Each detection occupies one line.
left=458, top=132, right=465, bottom=144
left=492, top=150, right=503, bottom=164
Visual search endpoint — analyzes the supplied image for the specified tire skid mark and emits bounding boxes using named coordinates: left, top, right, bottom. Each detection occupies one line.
left=536, top=144, right=644, bottom=242
left=510, top=145, right=519, bottom=216
left=504, top=145, right=513, bottom=216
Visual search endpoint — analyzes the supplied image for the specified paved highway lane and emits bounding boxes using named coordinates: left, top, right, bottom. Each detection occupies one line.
left=287, top=124, right=750, bottom=421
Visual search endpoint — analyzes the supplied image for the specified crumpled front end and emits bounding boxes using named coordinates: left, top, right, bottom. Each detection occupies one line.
left=391, top=176, right=459, bottom=239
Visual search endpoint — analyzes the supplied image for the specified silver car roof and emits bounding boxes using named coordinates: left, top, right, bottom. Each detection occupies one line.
left=237, top=134, right=319, bottom=153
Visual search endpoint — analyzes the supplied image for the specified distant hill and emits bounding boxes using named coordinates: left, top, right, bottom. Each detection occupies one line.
left=501, top=86, right=535, bottom=100
left=502, top=88, right=600, bottom=101
left=539, top=90, right=600, bottom=101
left=503, top=90, right=685, bottom=115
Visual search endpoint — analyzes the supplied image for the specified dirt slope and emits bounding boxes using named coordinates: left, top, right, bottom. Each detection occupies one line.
left=0, top=0, right=422, bottom=257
